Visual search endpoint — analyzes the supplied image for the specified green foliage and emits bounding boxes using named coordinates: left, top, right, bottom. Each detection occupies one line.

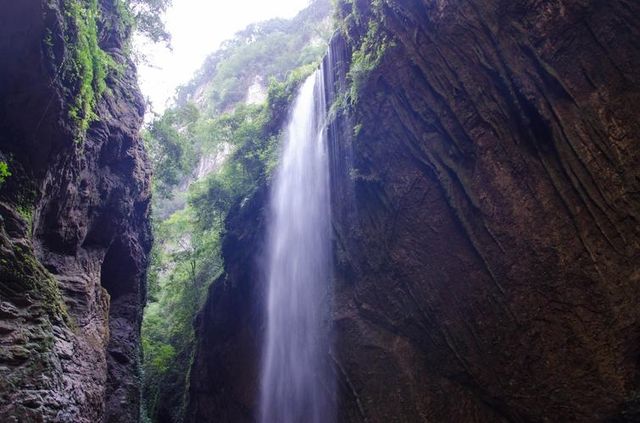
left=64, top=0, right=116, bottom=140
left=189, top=64, right=316, bottom=218
left=0, top=161, right=11, bottom=186
left=141, top=2, right=332, bottom=421
left=143, top=310, right=177, bottom=373
left=175, top=0, right=332, bottom=113
left=111, top=0, right=172, bottom=43
left=347, top=19, right=392, bottom=104
left=114, top=0, right=136, bottom=37
left=144, top=103, right=200, bottom=198
left=128, top=0, right=172, bottom=43
left=60, top=0, right=170, bottom=141
left=266, top=62, right=318, bottom=119
left=142, top=201, right=226, bottom=421
left=142, top=204, right=219, bottom=421
left=142, top=63, right=315, bottom=423
left=335, top=0, right=395, bottom=105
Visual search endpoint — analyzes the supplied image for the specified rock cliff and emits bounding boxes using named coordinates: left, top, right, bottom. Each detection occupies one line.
left=330, top=0, right=640, bottom=421
left=0, top=0, right=151, bottom=421
left=187, top=0, right=640, bottom=421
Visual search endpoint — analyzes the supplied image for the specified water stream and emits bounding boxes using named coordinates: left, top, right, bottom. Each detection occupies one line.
left=259, top=67, right=334, bottom=423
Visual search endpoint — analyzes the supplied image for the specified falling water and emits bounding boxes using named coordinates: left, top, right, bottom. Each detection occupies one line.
left=260, top=67, right=334, bottom=423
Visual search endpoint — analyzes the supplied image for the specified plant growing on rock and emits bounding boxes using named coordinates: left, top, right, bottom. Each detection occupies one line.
left=0, top=161, right=11, bottom=187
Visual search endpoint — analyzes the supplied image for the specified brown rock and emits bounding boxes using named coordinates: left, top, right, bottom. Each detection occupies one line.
left=187, top=0, right=640, bottom=422
left=0, top=0, right=151, bottom=421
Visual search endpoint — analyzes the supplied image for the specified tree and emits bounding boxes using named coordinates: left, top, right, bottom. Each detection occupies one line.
left=127, top=0, right=172, bottom=44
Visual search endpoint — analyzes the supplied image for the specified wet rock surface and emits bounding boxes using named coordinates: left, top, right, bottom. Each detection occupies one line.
left=330, top=0, right=640, bottom=421
left=187, top=0, right=640, bottom=422
left=0, top=0, right=151, bottom=421
left=186, top=187, right=267, bottom=423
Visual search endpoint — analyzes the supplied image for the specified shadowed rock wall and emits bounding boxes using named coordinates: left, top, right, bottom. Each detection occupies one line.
left=331, top=0, right=640, bottom=421
left=0, top=0, right=151, bottom=421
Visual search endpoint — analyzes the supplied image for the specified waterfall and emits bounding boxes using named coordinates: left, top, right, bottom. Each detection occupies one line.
left=260, top=67, right=334, bottom=423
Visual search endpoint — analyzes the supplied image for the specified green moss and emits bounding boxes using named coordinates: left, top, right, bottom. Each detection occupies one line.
left=114, top=0, right=136, bottom=37
left=13, top=177, right=38, bottom=237
left=0, top=235, right=67, bottom=322
left=63, top=0, right=118, bottom=141
left=336, top=0, right=395, bottom=105
left=0, top=161, right=11, bottom=187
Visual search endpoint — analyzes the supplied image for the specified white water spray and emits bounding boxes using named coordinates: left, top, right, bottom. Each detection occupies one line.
left=259, top=68, right=334, bottom=423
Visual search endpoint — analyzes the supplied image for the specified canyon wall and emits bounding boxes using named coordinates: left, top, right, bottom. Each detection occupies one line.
left=187, top=0, right=640, bottom=421
left=0, top=0, right=151, bottom=421
left=330, top=0, right=640, bottom=421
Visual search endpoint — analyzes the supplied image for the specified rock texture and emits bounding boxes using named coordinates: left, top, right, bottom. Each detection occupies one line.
left=187, top=0, right=640, bottom=422
left=186, top=187, right=267, bottom=423
left=329, top=0, right=640, bottom=421
left=0, top=0, right=151, bottom=422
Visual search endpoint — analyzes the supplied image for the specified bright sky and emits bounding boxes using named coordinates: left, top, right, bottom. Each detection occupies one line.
left=137, top=0, right=312, bottom=115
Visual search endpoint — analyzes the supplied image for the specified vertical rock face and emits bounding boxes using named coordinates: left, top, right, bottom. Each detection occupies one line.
left=330, top=0, right=640, bottom=421
left=186, top=187, right=267, bottom=423
left=0, top=0, right=151, bottom=422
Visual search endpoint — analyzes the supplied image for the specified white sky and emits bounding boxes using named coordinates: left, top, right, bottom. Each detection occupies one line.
left=137, top=0, right=312, bottom=115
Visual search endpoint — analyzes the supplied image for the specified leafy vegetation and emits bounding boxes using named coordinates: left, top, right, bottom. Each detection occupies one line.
left=335, top=0, right=395, bottom=105
left=141, top=2, right=332, bottom=421
left=63, top=0, right=116, bottom=139
left=60, top=0, right=170, bottom=140
left=144, top=104, right=200, bottom=199
left=142, top=67, right=317, bottom=422
left=175, top=0, right=332, bottom=112
left=0, top=161, right=10, bottom=187
left=127, top=0, right=172, bottom=43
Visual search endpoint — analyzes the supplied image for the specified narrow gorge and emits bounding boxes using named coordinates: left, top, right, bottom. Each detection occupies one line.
left=1, top=0, right=639, bottom=422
